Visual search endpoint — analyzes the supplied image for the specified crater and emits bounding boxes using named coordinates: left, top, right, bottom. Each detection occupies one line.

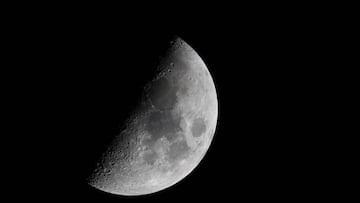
left=191, top=117, right=207, bottom=137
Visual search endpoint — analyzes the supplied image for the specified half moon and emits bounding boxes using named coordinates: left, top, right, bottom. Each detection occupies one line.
left=87, top=37, right=218, bottom=196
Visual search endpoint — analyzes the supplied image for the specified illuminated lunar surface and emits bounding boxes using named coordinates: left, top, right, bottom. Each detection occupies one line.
left=87, top=37, right=218, bottom=196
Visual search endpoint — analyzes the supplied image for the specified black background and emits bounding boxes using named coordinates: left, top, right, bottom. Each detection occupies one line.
left=5, top=8, right=327, bottom=201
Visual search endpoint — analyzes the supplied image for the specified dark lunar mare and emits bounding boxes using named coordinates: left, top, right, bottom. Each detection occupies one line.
left=145, top=110, right=182, bottom=143
left=191, top=118, right=207, bottom=137
left=168, top=138, right=190, bottom=161
left=143, top=150, right=158, bottom=165
left=147, top=76, right=179, bottom=111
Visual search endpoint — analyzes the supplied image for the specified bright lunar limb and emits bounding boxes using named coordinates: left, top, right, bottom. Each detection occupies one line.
left=87, top=37, right=218, bottom=196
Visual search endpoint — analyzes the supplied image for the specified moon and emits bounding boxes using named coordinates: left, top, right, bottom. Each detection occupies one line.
left=87, top=37, right=218, bottom=196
